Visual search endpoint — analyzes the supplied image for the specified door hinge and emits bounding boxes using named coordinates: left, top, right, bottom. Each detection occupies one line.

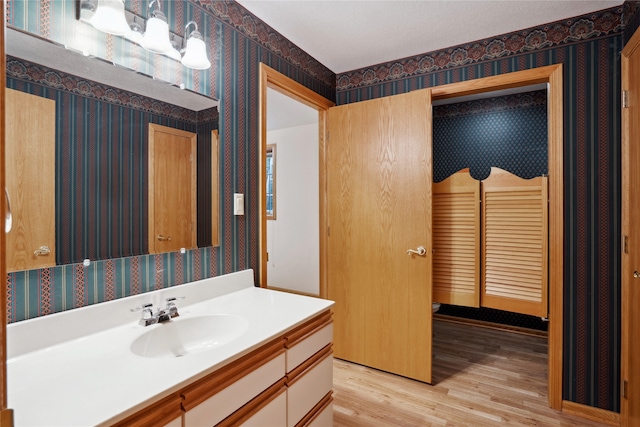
left=623, top=380, right=628, bottom=399
left=624, top=235, right=629, bottom=254
left=266, top=252, right=269, bottom=262
left=327, top=226, right=330, bottom=237
left=622, top=90, right=629, bottom=109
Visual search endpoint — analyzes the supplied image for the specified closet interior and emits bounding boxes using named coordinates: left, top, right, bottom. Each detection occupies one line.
left=432, top=87, right=549, bottom=324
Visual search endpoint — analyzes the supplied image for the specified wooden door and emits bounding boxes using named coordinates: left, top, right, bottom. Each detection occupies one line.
left=148, top=124, right=197, bottom=254
left=622, top=26, right=640, bottom=427
left=481, top=168, right=548, bottom=318
left=432, top=169, right=480, bottom=307
left=5, top=88, right=56, bottom=272
left=327, top=89, right=432, bottom=383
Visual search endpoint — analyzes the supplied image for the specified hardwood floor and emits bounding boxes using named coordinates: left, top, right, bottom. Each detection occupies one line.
left=332, top=319, right=608, bottom=426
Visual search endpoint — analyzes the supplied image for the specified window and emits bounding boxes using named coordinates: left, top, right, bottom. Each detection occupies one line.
left=266, top=144, right=276, bottom=219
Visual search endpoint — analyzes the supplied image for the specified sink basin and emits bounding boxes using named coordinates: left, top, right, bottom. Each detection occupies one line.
left=130, top=314, right=249, bottom=358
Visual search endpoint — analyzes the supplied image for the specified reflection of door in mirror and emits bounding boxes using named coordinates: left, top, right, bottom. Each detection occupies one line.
left=148, top=124, right=197, bottom=254
left=5, top=88, right=56, bottom=272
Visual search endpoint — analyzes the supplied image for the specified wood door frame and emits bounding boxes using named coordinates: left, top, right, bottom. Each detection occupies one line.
left=0, top=4, right=10, bottom=424
left=431, top=64, right=564, bottom=409
left=258, top=64, right=334, bottom=296
left=621, top=26, right=640, bottom=427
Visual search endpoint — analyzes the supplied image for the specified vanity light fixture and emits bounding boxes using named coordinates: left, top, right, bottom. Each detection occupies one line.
left=88, top=0, right=130, bottom=36
left=141, top=0, right=173, bottom=54
left=124, top=16, right=144, bottom=45
left=77, top=0, right=210, bottom=70
left=181, top=21, right=211, bottom=70
left=162, top=33, right=183, bottom=61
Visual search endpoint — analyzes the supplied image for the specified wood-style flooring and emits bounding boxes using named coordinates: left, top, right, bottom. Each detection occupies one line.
left=332, top=319, right=608, bottom=426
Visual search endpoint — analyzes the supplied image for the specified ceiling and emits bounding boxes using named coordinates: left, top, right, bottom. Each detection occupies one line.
left=245, top=0, right=624, bottom=130
left=237, top=0, right=624, bottom=74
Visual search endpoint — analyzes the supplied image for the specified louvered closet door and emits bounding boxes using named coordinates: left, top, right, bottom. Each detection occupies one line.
left=433, top=170, right=480, bottom=307
left=481, top=168, right=548, bottom=318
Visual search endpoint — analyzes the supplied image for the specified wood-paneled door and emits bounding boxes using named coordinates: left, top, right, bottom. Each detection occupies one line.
left=481, top=168, right=548, bottom=318
left=148, top=124, right=197, bottom=254
left=433, top=169, right=480, bottom=307
left=4, top=89, right=56, bottom=272
left=621, top=25, right=640, bottom=427
left=327, top=89, right=433, bottom=383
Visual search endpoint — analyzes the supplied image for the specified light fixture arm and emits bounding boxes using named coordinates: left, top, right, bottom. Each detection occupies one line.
left=149, top=0, right=162, bottom=13
left=183, top=20, right=199, bottom=51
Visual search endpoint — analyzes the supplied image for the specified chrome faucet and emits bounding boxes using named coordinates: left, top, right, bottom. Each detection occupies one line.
left=133, top=297, right=183, bottom=326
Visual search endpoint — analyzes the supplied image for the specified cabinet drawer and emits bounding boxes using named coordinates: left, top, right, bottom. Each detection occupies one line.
left=305, top=399, right=333, bottom=427
left=287, top=347, right=333, bottom=427
left=285, top=310, right=333, bottom=372
left=164, top=417, right=182, bottom=427
left=287, top=323, right=333, bottom=373
left=184, top=352, right=285, bottom=426
left=295, top=391, right=333, bottom=427
left=240, top=386, right=287, bottom=427
left=111, top=392, right=182, bottom=427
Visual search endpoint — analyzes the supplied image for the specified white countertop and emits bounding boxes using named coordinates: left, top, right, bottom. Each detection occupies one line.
left=6, top=270, right=334, bottom=427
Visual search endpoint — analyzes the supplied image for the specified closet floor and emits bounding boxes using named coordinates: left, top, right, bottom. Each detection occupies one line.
left=332, top=319, right=608, bottom=426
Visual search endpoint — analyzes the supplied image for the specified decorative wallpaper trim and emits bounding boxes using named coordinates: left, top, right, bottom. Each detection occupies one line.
left=337, top=7, right=623, bottom=91
left=623, top=0, right=640, bottom=43
left=196, top=0, right=335, bottom=90
left=433, top=90, right=547, bottom=119
left=6, top=56, right=218, bottom=124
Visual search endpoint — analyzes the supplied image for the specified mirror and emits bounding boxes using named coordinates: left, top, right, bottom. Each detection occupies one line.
left=5, top=27, right=219, bottom=266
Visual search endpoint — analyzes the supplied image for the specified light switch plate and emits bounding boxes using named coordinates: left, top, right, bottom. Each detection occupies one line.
left=234, top=193, right=244, bottom=215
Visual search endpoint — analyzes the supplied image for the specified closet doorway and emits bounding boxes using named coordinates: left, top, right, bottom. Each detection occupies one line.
left=432, top=85, right=549, bottom=317
left=258, top=64, right=334, bottom=297
left=430, top=65, right=563, bottom=409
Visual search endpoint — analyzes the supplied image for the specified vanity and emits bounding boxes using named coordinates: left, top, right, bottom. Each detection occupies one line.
left=6, top=270, right=334, bottom=426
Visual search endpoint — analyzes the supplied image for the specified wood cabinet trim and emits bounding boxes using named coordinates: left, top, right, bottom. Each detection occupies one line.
left=294, top=391, right=333, bottom=427
left=216, top=378, right=287, bottom=427
left=181, top=337, right=285, bottom=411
left=111, top=392, right=182, bottom=427
left=286, top=344, right=333, bottom=386
left=285, top=310, right=332, bottom=349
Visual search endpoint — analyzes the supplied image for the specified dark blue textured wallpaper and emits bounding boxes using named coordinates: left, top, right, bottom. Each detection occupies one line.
left=433, top=91, right=548, bottom=182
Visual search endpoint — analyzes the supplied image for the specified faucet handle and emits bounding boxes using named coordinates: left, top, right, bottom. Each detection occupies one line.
left=132, top=303, right=157, bottom=326
left=165, top=297, right=184, bottom=318
left=131, top=302, right=153, bottom=315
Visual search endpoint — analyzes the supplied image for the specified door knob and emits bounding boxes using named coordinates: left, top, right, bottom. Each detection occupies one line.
left=33, top=246, right=51, bottom=256
left=157, top=234, right=172, bottom=241
left=407, top=246, right=427, bottom=256
left=634, top=271, right=640, bottom=279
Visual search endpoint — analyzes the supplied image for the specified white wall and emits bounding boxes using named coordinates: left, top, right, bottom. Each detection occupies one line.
left=266, top=123, right=319, bottom=295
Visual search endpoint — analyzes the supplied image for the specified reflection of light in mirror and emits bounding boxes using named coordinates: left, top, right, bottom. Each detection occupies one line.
left=71, top=17, right=99, bottom=58
left=89, top=0, right=130, bottom=36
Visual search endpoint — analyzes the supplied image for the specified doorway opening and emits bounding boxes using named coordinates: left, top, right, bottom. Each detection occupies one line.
left=258, top=64, right=334, bottom=297
left=430, top=64, right=563, bottom=409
